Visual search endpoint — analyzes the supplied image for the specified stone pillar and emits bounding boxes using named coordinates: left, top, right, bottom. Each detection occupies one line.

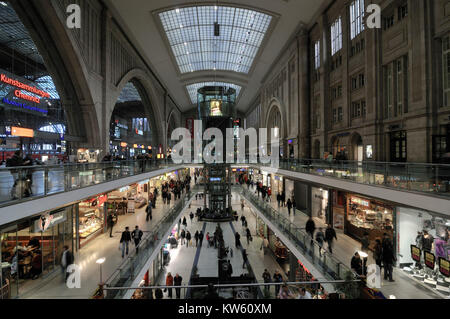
left=319, top=14, right=330, bottom=155
left=100, top=7, right=112, bottom=156
left=297, top=28, right=310, bottom=158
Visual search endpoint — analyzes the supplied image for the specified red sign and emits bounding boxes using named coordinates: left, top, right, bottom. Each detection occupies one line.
left=1, top=73, right=50, bottom=98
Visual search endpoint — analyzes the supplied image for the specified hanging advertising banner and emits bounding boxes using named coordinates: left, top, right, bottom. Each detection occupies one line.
left=410, top=245, right=421, bottom=262
left=439, top=257, right=449, bottom=277
left=424, top=251, right=436, bottom=270
left=0, top=69, right=51, bottom=116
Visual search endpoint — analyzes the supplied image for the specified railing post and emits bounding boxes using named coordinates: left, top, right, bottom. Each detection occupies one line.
left=44, top=167, right=49, bottom=196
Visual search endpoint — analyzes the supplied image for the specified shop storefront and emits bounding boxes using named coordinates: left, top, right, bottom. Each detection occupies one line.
left=398, top=207, right=450, bottom=294
left=271, top=175, right=283, bottom=195
left=77, top=194, right=107, bottom=248
left=76, top=148, right=100, bottom=163
left=345, top=194, right=395, bottom=247
left=0, top=205, right=74, bottom=298
left=311, top=187, right=328, bottom=224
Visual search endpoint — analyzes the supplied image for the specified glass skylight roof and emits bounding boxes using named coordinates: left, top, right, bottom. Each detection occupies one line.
left=186, top=82, right=242, bottom=104
left=158, top=6, right=272, bottom=74
left=117, top=82, right=142, bottom=103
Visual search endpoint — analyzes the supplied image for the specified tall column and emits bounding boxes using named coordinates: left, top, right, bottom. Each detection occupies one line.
left=319, top=14, right=331, bottom=155
left=100, top=7, right=112, bottom=155
left=297, top=28, right=310, bottom=158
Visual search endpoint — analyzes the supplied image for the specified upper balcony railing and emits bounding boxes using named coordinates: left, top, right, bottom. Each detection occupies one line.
left=251, top=158, right=450, bottom=198
left=0, top=159, right=177, bottom=207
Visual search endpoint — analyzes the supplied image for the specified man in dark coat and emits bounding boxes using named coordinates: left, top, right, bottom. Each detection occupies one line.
left=120, top=227, right=132, bottom=258
left=305, top=217, right=316, bottom=239
left=325, top=224, right=337, bottom=254
left=131, top=226, right=143, bottom=254
left=174, top=273, right=183, bottom=299
left=382, top=236, right=396, bottom=282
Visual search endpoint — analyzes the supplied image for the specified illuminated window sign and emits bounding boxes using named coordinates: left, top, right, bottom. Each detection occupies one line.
left=210, top=177, right=221, bottom=182
left=120, top=142, right=128, bottom=147
left=11, top=126, right=34, bottom=138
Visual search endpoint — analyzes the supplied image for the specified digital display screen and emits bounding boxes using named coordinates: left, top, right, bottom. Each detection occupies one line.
left=210, top=177, right=221, bottom=182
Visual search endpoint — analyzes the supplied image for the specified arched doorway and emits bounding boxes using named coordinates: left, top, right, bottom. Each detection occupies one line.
left=109, top=81, right=154, bottom=159
left=266, top=104, right=284, bottom=158
left=313, top=140, right=321, bottom=159
left=351, top=133, right=363, bottom=162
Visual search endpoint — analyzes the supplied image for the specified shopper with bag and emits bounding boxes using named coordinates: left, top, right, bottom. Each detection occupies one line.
left=186, top=231, right=192, bottom=247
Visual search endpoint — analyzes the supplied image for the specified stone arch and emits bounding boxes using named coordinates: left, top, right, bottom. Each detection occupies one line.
left=350, top=132, right=364, bottom=161
left=265, top=98, right=287, bottom=157
left=11, top=0, right=101, bottom=148
left=112, top=68, right=165, bottom=147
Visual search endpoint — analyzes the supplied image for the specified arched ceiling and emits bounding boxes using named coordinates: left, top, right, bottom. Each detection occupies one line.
left=105, top=0, right=329, bottom=112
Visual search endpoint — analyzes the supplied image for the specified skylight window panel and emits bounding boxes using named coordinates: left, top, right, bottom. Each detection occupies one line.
left=180, top=26, right=199, bottom=43
left=166, top=29, right=183, bottom=45
left=219, top=7, right=235, bottom=26
left=177, top=54, right=191, bottom=65
left=197, top=6, right=215, bottom=25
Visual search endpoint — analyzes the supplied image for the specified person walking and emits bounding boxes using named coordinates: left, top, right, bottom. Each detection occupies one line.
left=382, top=236, right=396, bottom=282
left=145, top=203, right=152, bottom=222
left=235, top=232, right=241, bottom=248
left=186, top=231, right=192, bottom=247
left=240, top=215, right=246, bottom=227
left=182, top=217, right=187, bottom=227
left=165, top=272, right=174, bottom=298
left=315, top=228, right=325, bottom=257
left=227, top=260, right=233, bottom=278
left=242, top=249, right=248, bottom=269
left=262, top=269, right=271, bottom=296
left=194, top=230, right=199, bottom=247
left=325, top=224, right=337, bottom=254
left=361, top=232, right=370, bottom=253
left=261, top=236, right=269, bottom=255
left=107, top=213, right=115, bottom=237
left=305, top=217, right=316, bottom=240
left=292, top=199, right=296, bottom=214
left=199, top=230, right=204, bottom=246
left=131, top=226, right=143, bottom=254
left=61, top=245, right=74, bottom=283
left=273, top=270, right=283, bottom=296
left=120, top=227, right=132, bottom=258
left=246, top=227, right=252, bottom=245
left=277, top=193, right=281, bottom=207
left=286, top=199, right=292, bottom=216
left=189, top=212, right=194, bottom=224
left=174, top=273, right=182, bottom=299
left=374, top=239, right=383, bottom=269
left=180, top=229, right=186, bottom=245
left=167, top=192, right=171, bottom=205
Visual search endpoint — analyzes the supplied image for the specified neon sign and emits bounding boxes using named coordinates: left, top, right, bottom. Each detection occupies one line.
left=2, top=97, right=48, bottom=114
left=1, top=73, right=50, bottom=98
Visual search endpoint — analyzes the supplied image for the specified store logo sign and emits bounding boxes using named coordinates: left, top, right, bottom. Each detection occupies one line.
left=66, top=264, right=81, bottom=288
left=67, top=4, right=81, bottom=29
left=366, top=264, right=381, bottom=289
left=366, top=4, right=381, bottom=29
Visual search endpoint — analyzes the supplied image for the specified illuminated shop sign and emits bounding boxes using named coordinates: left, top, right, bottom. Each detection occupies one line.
left=410, top=245, right=421, bottom=262
left=0, top=69, right=50, bottom=116
left=11, top=126, right=34, bottom=138
left=424, top=251, right=435, bottom=270
left=2, top=97, right=48, bottom=114
left=439, top=257, right=449, bottom=277
left=1, top=73, right=50, bottom=98
left=351, top=197, right=370, bottom=207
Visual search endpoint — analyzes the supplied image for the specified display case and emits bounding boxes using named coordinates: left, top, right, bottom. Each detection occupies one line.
left=78, top=206, right=104, bottom=244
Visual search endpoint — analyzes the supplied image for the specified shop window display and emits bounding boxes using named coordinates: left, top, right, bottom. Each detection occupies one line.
left=78, top=196, right=106, bottom=246
left=0, top=206, right=73, bottom=298
left=346, top=196, right=394, bottom=246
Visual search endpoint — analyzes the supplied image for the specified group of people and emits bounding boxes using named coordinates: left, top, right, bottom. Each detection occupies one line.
left=161, top=177, right=191, bottom=205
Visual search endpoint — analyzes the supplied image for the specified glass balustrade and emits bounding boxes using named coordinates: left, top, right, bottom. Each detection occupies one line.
left=104, top=189, right=198, bottom=299
left=236, top=185, right=358, bottom=282
left=0, top=159, right=176, bottom=207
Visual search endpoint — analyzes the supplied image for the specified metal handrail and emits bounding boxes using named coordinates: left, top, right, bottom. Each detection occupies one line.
left=102, top=279, right=361, bottom=290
